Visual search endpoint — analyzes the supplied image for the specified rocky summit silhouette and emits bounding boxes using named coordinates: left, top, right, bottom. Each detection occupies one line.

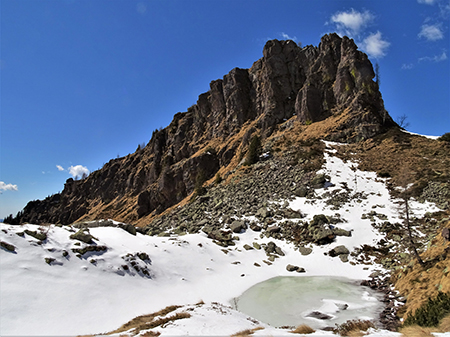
left=13, top=33, right=397, bottom=226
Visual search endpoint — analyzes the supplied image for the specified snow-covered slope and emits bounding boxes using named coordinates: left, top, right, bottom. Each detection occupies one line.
left=0, top=142, right=441, bottom=336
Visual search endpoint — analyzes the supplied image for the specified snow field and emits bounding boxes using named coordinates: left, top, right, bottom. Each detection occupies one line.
left=0, top=141, right=441, bottom=336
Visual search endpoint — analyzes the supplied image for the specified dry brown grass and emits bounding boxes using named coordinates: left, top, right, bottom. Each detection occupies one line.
left=399, top=325, right=435, bottom=337
left=335, top=128, right=450, bottom=198
left=334, top=319, right=375, bottom=337
left=393, top=221, right=450, bottom=319
left=289, top=324, right=315, bottom=334
left=439, top=314, right=450, bottom=332
left=230, top=326, right=264, bottom=337
left=106, top=305, right=189, bottom=335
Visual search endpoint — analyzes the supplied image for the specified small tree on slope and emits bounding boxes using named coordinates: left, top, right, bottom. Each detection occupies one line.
left=395, top=165, right=425, bottom=267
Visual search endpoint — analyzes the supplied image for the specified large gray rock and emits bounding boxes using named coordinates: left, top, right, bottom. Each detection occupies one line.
left=329, top=245, right=350, bottom=257
left=69, top=229, right=94, bottom=244
left=230, top=220, right=247, bottom=233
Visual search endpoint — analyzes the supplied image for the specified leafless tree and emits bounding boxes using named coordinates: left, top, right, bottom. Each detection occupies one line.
left=395, top=165, right=425, bottom=267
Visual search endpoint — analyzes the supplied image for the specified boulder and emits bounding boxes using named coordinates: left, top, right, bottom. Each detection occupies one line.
left=311, top=173, right=326, bottom=189
left=256, top=207, right=272, bottom=219
left=24, top=229, right=47, bottom=241
left=267, top=225, right=281, bottom=234
left=286, top=264, right=299, bottom=272
left=306, top=311, right=333, bottom=320
left=298, top=246, right=313, bottom=255
left=286, top=264, right=306, bottom=273
left=250, top=223, right=262, bottom=232
left=70, top=229, right=95, bottom=244
left=230, top=220, right=247, bottom=233
left=329, top=245, right=350, bottom=257
left=0, top=241, right=16, bottom=252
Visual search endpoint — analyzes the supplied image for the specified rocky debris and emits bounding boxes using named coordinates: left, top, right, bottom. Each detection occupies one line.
left=243, top=244, right=254, bottom=251
left=0, top=241, right=16, bottom=252
left=121, top=253, right=152, bottom=277
left=70, top=229, right=95, bottom=244
left=202, top=226, right=235, bottom=247
left=24, top=229, right=47, bottom=241
left=361, top=273, right=401, bottom=331
left=286, top=264, right=305, bottom=273
left=419, top=181, right=449, bottom=210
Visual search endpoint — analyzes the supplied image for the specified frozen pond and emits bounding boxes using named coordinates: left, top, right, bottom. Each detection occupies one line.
left=233, top=276, right=384, bottom=329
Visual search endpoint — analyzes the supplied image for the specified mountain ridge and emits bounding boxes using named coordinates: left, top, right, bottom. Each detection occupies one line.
left=10, top=33, right=398, bottom=226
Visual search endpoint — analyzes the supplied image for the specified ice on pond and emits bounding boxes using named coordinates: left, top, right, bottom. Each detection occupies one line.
left=233, top=276, right=384, bottom=329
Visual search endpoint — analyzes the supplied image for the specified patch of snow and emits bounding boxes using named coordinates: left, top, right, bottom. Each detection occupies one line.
left=0, top=141, right=442, bottom=336
left=401, top=130, right=440, bottom=140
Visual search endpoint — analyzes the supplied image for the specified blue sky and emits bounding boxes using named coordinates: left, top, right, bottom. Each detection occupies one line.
left=1, top=0, right=449, bottom=219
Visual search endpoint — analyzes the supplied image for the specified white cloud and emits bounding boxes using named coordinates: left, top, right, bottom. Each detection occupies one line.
left=418, top=23, right=444, bottom=41
left=56, top=165, right=65, bottom=171
left=330, top=9, right=374, bottom=36
left=0, top=181, right=18, bottom=192
left=68, top=165, right=90, bottom=179
left=418, top=0, right=436, bottom=4
left=280, top=32, right=298, bottom=42
left=361, top=31, right=390, bottom=58
left=419, top=50, right=448, bottom=62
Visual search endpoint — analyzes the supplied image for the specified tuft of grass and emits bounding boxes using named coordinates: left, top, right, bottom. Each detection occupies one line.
left=140, top=331, right=161, bottom=337
left=107, top=305, right=184, bottom=335
left=289, top=324, right=315, bottom=334
left=230, top=327, right=264, bottom=337
left=399, top=325, right=435, bottom=337
left=333, top=319, right=375, bottom=337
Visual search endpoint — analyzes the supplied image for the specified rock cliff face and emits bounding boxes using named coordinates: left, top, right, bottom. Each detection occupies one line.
left=14, top=34, right=396, bottom=225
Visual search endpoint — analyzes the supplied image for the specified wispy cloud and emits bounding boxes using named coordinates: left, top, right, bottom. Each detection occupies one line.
left=330, top=9, right=374, bottom=37
left=419, top=23, right=444, bottom=41
left=0, top=181, right=18, bottom=192
left=68, top=165, right=90, bottom=178
left=361, top=31, right=390, bottom=59
left=401, top=63, right=414, bottom=70
left=419, top=50, right=448, bottom=62
left=56, top=165, right=65, bottom=171
left=280, top=32, right=298, bottom=42
left=418, top=0, right=437, bottom=4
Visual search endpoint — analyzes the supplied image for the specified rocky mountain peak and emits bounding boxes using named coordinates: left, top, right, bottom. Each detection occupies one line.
left=11, top=34, right=397, bottom=226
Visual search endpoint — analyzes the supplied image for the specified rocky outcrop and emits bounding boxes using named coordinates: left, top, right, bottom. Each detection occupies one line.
left=12, top=34, right=395, bottom=226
